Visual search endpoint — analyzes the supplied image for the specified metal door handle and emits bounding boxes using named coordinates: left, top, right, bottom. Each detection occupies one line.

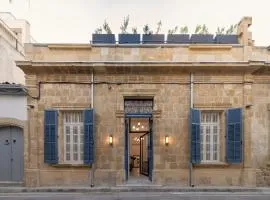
left=4, top=140, right=9, bottom=145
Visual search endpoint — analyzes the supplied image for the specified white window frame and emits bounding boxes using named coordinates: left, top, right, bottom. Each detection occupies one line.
left=63, top=111, right=84, bottom=164
left=200, top=112, right=220, bottom=163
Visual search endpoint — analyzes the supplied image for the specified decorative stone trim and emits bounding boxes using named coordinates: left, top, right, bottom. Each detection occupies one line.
left=243, top=73, right=254, bottom=83
left=153, top=110, right=162, bottom=118
left=0, top=117, right=25, bottom=129
left=194, top=103, right=232, bottom=109
left=115, top=109, right=161, bottom=118
left=119, top=88, right=159, bottom=97
left=116, top=110, right=124, bottom=118
left=52, top=103, right=91, bottom=110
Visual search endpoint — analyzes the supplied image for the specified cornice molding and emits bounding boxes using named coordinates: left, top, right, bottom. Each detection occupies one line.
left=16, top=60, right=265, bottom=74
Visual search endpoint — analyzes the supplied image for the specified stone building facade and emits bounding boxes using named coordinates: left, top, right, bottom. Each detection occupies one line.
left=16, top=16, right=270, bottom=187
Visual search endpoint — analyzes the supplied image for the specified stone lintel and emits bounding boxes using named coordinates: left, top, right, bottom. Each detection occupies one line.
left=51, top=103, right=91, bottom=110
left=194, top=103, right=232, bottom=109
left=116, top=109, right=161, bottom=118
left=119, top=88, right=158, bottom=97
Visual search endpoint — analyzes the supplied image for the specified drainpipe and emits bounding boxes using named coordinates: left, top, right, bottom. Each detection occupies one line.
left=90, top=69, right=95, bottom=187
left=189, top=72, right=194, bottom=187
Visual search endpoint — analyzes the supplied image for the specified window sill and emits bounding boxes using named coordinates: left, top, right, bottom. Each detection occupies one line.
left=193, top=162, right=232, bottom=168
left=51, top=164, right=91, bottom=168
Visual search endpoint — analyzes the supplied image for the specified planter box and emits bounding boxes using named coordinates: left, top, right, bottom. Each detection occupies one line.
left=142, top=34, right=165, bottom=44
left=215, top=34, right=239, bottom=44
left=118, top=34, right=140, bottom=44
left=167, top=34, right=190, bottom=44
left=190, top=34, right=214, bottom=44
left=92, top=34, right=115, bottom=44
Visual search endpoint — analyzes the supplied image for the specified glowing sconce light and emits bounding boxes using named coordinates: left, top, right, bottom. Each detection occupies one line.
left=165, top=136, right=169, bottom=146
left=109, top=135, right=113, bottom=146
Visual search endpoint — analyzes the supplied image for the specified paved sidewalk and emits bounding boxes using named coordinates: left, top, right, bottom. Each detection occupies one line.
left=0, top=186, right=270, bottom=193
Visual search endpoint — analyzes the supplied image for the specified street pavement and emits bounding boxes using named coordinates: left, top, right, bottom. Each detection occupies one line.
left=1, top=192, right=270, bottom=200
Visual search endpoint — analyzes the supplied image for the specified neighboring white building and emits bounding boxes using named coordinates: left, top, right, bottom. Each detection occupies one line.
left=0, top=12, right=31, bottom=184
left=0, top=12, right=31, bottom=84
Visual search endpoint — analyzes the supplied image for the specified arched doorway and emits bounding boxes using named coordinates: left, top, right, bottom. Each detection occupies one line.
left=0, top=126, right=24, bottom=182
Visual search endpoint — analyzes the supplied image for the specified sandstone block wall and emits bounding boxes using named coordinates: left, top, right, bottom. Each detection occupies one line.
left=22, top=67, right=259, bottom=187
left=24, top=73, right=93, bottom=186
left=252, top=76, right=270, bottom=186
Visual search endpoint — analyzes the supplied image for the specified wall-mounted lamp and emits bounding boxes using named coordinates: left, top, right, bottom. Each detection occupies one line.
left=165, top=136, right=169, bottom=146
left=245, top=104, right=253, bottom=109
left=109, top=135, right=113, bottom=146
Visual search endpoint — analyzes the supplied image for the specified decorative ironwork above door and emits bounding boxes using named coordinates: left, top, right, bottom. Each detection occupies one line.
left=124, top=100, right=153, bottom=114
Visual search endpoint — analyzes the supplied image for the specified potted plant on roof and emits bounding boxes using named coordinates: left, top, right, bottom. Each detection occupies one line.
left=215, top=24, right=238, bottom=44
left=190, top=24, right=214, bottom=44
left=92, top=20, right=115, bottom=44
left=118, top=15, right=140, bottom=44
left=142, top=21, right=164, bottom=44
left=167, top=25, right=190, bottom=44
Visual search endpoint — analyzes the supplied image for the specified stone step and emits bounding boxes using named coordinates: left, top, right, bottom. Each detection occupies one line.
left=117, top=184, right=162, bottom=187
left=0, top=186, right=263, bottom=193
left=0, top=182, right=23, bottom=187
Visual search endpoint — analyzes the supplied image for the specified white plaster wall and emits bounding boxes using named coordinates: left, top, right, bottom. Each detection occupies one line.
left=0, top=12, right=28, bottom=84
left=3, top=19, right=30, bottom=44
left=0, top=12, right=31, bottom=44
left=0, top=13, right=16, bottom=21
left=0, top=38, right=25, bottom=84
left=0, top=95, right=27, bottom=121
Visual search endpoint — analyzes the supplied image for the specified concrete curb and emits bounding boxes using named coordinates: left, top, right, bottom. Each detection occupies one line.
left=0, top=186, right=267, bottom=193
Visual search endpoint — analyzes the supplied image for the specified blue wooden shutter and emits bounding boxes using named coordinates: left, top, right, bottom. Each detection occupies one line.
left=190, top=109, right=201, bottom=164
left=84, top=109, right=94, bottom=164
left=226, top=108, right=243, bottom=163
left=44, top=110, right=58, bottom=164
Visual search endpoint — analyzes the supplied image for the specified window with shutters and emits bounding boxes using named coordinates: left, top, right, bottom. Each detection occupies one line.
left=63, top=111, right=84, bottom=164
left=200, top=112, right=220, bottom=163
